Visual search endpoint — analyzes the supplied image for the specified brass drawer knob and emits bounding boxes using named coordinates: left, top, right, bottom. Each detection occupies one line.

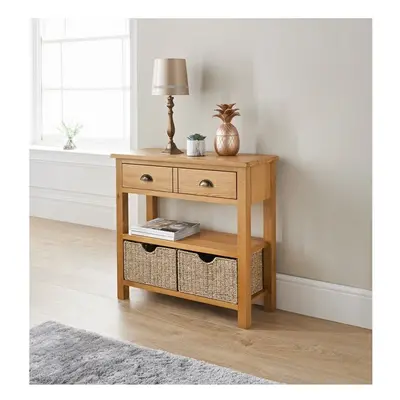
left=140, top=174, right=153, bottom=182
left=199, top=179, right=214, bottom=188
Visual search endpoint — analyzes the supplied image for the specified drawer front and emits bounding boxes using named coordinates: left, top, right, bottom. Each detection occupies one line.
left=122, top=164, right=173, bottom=192
left=178, top=168, right=237, bottom=199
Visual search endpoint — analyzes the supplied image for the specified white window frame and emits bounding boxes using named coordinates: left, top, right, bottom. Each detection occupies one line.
left=31, top=18, right=133, bottom=152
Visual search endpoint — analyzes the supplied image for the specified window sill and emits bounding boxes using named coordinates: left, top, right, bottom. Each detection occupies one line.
left=30, top=139, right=132, bottom=166
left=29, top=144, right=117, bottom=167
left=30, top=144, right=113, bottom=156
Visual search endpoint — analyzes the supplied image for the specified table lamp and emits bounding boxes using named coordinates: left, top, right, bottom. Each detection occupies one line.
left=152, top=58, right=189, bottom=154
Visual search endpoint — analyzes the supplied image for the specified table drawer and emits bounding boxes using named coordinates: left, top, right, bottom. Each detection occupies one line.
left=178, top=168, right=237, bottom=199
left=122, top=164, right=173, bottom=192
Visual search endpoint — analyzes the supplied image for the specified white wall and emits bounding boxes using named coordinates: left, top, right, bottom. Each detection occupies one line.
left=136, top=18, right=372, bottom=290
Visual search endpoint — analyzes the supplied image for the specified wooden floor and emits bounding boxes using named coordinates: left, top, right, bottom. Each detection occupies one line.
left=30, top=217, right=372, bottom=384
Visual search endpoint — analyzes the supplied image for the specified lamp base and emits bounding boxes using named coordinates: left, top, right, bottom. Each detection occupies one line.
left=162, top=141, right=183, bottom=155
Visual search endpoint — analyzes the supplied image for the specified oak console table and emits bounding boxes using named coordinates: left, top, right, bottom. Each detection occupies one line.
left=111, top=148, right=278, bottom=329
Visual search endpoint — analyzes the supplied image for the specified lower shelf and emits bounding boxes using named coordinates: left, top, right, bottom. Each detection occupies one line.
left=123, top=280, right=267, bottom=310
left=123, top=279, right=239, bottom=310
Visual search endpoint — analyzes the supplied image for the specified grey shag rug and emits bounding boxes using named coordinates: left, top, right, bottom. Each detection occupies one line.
left=30, top=321, right=275, bottom=384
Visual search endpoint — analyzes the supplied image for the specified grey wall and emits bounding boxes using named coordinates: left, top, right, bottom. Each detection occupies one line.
left=135, top=19, right=372, bottom=290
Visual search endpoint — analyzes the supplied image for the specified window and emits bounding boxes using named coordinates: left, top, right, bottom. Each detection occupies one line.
left=33, top=18, right=130, bottom=150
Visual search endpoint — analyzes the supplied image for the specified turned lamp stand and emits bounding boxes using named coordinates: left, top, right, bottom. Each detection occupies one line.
left=162, top=95, right=183, bottom=155
left=152, top=59, right=189, bottom=154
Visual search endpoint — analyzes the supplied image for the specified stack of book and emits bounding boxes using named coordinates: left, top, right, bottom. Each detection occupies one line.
left=129, top=218, right=200, bottom=241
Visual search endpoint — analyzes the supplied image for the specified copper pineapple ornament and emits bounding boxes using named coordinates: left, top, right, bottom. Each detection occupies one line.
left=213, top=103, right=240, bottom=156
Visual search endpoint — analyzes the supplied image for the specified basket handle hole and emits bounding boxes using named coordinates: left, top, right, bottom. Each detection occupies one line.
left=197, top=252, right=216, bottom=263
left=141, top=243, right=158, bottom=253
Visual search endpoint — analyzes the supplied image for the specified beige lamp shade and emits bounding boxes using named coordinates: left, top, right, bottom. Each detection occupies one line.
left=152, top=58, right=189, bottom=96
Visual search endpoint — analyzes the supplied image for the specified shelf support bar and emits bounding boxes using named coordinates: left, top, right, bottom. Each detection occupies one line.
left=146, top=196, right=158, bottom=221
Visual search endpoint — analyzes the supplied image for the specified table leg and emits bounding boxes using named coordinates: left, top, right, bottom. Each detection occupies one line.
left=116, top=160, right=129, bottom=300
left=264, top=161, right=276, bottom=311
left=146, top=196, right=158, bottom=221
left=237, top=167, right=252, bottom=329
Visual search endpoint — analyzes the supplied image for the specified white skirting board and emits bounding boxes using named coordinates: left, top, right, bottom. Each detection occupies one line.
left=30, top=186, right=116, bottom=230
left=29, top=148, right=119, bottom=230
left=255, top=274, right=372, bottom=329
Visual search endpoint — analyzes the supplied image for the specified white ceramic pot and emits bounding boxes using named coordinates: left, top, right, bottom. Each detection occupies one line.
left=187, top=139, right=206, bottom=157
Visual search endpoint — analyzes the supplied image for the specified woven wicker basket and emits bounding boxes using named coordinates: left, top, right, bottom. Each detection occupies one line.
left=177, top=250, right=263, bottom=304
left=124, top=241, right=177, bottom=290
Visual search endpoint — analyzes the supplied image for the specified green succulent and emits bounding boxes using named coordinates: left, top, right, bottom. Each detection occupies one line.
left=187, top=133, right=206, bottom=141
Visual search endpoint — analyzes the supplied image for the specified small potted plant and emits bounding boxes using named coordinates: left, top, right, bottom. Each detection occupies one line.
left=187, top=133, right=206, bottom=157
left=58, top=121, right=83, bottom=150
